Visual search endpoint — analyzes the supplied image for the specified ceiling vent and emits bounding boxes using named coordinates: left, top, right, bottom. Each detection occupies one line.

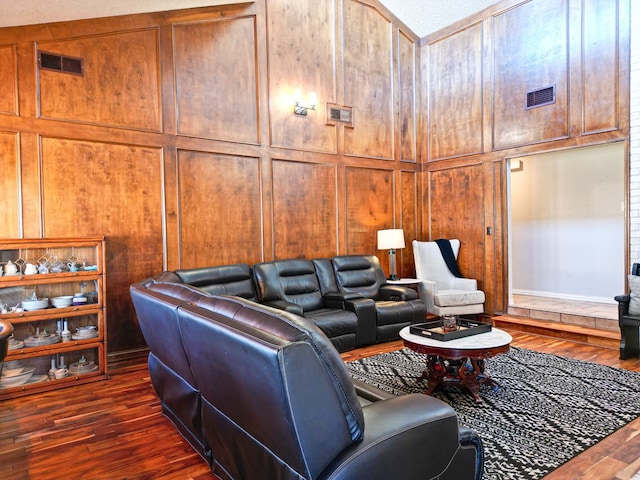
left=38, top=51, right=84, bottom=76
left=526, top=85, right=555, bottom=109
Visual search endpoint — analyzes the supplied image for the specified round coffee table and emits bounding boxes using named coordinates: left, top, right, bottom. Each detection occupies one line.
left=399, top=325, right=512, bottom=403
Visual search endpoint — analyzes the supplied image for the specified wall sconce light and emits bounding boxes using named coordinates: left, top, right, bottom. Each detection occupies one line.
left=377, top=228, right=405, bottom=281
left=293, top=89, right=317, bottom=116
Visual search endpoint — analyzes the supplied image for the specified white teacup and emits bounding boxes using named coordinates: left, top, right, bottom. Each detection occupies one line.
left=54, top=368, right=68, bottom=379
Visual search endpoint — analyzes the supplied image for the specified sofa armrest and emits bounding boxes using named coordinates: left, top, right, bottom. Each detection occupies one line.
left=345, top=298, right=377, bottom=347
left=416, top=279, right=437, bottom=313
left=323, top=394, right=481, bottom=480
left=378, top=285, right=418, bottom=301
left=615, top=294, right=631, bottom=317
left=323, top=291, right=365, bottom=309
left=261, top=300, right=304, bottom=316
left=352, top=378, right=395, bottom=402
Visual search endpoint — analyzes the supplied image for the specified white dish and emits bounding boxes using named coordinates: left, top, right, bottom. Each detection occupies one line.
left=72, top=332, right=98, bottom=340
left=8, top=339, right=25, bottom=350
left=69, top=362, right=98, bottom=375
left=1, top=367, right=24, bottom=377
left=0, top=367, right=35, bottom=387
left=24, top=334, right=59, bottom=347
left=51, top=296, right=73, bottom=308
left=21, top=298, right=49, bottom=311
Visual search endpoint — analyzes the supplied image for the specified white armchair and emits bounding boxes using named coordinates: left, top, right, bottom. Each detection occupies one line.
left=412, top=239, right=485, bottom=316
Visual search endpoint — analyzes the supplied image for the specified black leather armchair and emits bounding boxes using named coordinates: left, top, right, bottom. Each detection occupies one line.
left=327, top=255, right=426, bottom=342
left=252, top=259, right=375, bottom=352
left=615, top=293, right=640, bottom=359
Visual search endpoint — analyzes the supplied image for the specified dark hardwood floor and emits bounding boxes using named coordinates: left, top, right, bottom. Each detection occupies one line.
left=1, top=321, right=639, bottom=480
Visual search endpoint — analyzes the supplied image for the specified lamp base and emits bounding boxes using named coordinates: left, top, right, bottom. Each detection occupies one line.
left=387, top=274, right=399, bottom=281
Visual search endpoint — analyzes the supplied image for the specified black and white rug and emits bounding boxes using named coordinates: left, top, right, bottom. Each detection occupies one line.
left=346, top=347, right=640, bottom=480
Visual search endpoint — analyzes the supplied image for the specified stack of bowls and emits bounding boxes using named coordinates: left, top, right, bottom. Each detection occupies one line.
left=72, top=326, right=98, bottom=340
left=0, top=361, right=35, bottom=387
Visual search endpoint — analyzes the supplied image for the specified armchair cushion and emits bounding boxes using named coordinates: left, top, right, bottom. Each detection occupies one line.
left=435, top=289, right=486, bottom=307
left=628, top=275, right=640, bottom=315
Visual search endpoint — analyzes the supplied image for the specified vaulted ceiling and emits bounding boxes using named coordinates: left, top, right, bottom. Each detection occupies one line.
left=0, top=0, right=502, bottom=37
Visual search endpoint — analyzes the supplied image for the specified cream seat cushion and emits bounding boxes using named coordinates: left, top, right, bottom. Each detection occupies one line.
left=434, top=289, right=486, bottom=307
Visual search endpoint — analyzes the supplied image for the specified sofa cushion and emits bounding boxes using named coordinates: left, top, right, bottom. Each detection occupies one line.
left=253, top=259, right=325, bottom=312
left=174, top=264, right=257, bottom=301
left=628, top=275, right=640, bottom=315
left=434, top=289, right=485, bottom=307
left=331, top=255, right=387, bottom=299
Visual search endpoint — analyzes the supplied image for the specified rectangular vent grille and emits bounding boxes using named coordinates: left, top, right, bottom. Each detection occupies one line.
left=38, top=51, right=84, bottom=76
left=526, top=86, right=555, bottom=109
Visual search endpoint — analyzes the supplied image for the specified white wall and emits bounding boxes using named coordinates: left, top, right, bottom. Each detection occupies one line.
left=510, top=143, right=625, bottom=302
left=630, top=2, right=640, bottom=264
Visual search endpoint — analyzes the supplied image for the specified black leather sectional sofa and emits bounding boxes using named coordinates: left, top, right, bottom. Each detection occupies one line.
left=130, top=274, right=483, bottom=479
left=149, top=255, right=425, bottom=352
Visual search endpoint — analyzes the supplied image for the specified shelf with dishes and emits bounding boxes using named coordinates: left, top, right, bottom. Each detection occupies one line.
left=0, top=278, right=102, bottom=316
left=0, top=344, right=105, bottom=398
left=0, top=237, right=107, bottom=399
left=5, top=310, right=105, bottom=355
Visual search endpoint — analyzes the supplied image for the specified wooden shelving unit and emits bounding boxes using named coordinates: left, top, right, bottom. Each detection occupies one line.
left=0, top=237, right=107, bottom=399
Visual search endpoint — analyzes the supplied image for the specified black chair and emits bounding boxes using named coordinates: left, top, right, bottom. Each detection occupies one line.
left=615, top=293, right=640, bottom=359
left=252, top=258, right=375, bottom=352
left=327, top=255, right=426, bottom=343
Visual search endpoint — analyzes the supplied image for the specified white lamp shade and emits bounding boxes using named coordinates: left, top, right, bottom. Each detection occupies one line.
left=377, top=229, right=405, bottom=250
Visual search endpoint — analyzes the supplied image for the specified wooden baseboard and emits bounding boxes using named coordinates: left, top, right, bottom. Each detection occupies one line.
left=492, top=315, right=619, bottom=350
left=107, top=348, right=149, bottom=370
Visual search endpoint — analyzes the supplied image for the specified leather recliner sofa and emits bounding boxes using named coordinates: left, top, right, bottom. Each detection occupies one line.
left=130, top=277, right=484, bottom=479
left=149, top=255, right=425, bottom=353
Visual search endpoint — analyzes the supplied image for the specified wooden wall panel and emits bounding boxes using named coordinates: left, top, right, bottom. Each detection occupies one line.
left=493, top=0, right=569, bottom=149
left=428, top=165, right=485, bottom=289
left=38, top=30, right=161, bottom=131
left=267, top=0, right=336, bottom=152
left=400, top=170, right=417, bottom=277
left=272, top=160, right=337, bottom=259
left=0, top=45, right=17, bottom=115
left=582, top=0, right=619, bottom=134
left=174, top=16, right=259, bottom=144
left=177, top=150, right=263, bottom=267
left=345, top=166, right=393, bottom=259
left=399, top=32, right=416, bottom=162
left=0, top=132, right=20, bottom=237
left=343, top=1, right=393, bottom=159
left=428, top=23, right=483, bottom=160
left=40, top=138, right=163, bottom=353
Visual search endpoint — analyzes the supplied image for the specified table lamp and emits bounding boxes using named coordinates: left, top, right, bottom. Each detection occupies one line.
left=377, top=228, right=405, bottom=280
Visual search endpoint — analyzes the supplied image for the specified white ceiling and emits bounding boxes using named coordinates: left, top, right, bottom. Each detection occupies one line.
left=0, top=0, right=502, bottom=37
left=379, top=0, right=502, bottom=37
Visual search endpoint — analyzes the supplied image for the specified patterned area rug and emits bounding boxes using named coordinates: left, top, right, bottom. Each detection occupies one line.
left=346, top=347, right=640, bottom=480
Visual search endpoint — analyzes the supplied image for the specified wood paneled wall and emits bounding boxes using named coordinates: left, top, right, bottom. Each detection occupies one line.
left=0, top=0, right=419, bottom=356
left=423, top=0, right=630, bottom=314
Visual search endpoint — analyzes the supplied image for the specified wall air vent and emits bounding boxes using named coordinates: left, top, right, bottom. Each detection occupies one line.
left=38, top=51, right=84, bottom=76
left=526, top=85, right=555, bottom=109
